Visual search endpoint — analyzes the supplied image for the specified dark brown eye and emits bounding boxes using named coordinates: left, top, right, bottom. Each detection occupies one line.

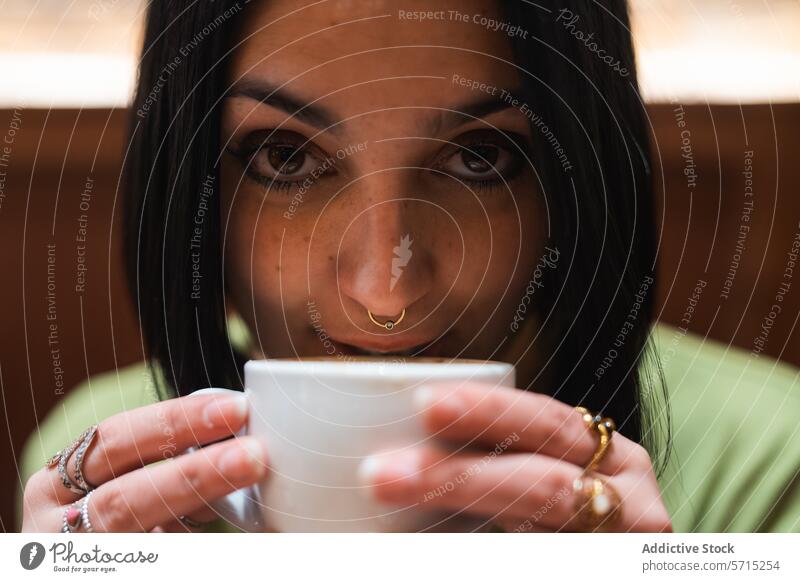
left=265, top=145, right=305, bottom=175
left=440, top=140, right=520, bottom=182
left=461, top=144, right=499, bottom=174
left=229, top=130, right=338, bottom=191
left=246, top=143, right=325, bottom=181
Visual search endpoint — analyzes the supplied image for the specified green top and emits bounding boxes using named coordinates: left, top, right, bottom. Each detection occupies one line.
left=16, top=322, right=800, bottom=532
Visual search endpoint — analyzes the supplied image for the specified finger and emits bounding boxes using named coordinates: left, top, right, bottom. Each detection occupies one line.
left=494, top=515, right=552, bottom=533
left=362, top=447, right=670, bottom=532
left=40, top=393, right=248, bottom=504
left=415, top=382, right=648, bottom=475
left=21, top=504, right=68, bottom=534
left=159, top=516, right=217, bottom=533
left=86, top=435, right=267, bottom=532
left=360, top=446, right=585, bottom=530
left=183, top=505, right=222, bottom=524
left=156, top=505, right=223, bottom=532
left=24, top=487, right=224, bottom=534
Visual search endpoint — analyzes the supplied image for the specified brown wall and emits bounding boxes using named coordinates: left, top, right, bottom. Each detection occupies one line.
left=1, top=103, right=798, bottom=530
left=652, top=104, right=800, bottom=363
left=0, top=109, right=143, bottom=530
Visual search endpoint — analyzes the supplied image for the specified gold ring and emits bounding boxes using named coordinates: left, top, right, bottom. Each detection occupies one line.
left=575, top=406, right=616, bottom=472
left=572, top=471, right=621, bottom=532
left=367, top=308, right=405, bottom=330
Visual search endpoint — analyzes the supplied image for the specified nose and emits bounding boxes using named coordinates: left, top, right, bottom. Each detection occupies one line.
left=338, top=195, right=433, bottom=321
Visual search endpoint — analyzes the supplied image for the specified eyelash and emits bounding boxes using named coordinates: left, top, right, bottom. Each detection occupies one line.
left=264, top=178, right=295, bottom=191
left=465, top=178, right=506, bottom=192
left=228, top=133, right=525, bottom=193
left=436, top=140, right=525, bottom=192
left=227, top=135, right=327, bottom=191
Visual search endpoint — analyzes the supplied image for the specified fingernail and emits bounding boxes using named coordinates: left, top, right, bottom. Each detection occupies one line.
left=414, top=384, right=465, bottom=420
left=240, top=437, right=268, bottom=477
left=413, top=384, right=437, bottom=412
left=203, top=394, right=248, bottom=429
left=221, top=437, right=267, bottom=479
left=358, top=449, right=421, bottom=498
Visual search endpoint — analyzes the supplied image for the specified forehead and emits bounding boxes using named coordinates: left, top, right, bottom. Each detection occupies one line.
left=227, top=0, right=521, bottom=112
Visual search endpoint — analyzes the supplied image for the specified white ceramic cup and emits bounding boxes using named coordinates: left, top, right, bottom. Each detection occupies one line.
left=199, top=357, right=515, bottom=532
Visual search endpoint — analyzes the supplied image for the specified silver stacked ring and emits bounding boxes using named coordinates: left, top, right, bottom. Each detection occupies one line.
left=48, top=425, right=98, bottom=494
left=81, top=490, right=95, bottom=533
left=73, top=425, right=99, bottom=492
left=55, top=427, right=93, bottom=493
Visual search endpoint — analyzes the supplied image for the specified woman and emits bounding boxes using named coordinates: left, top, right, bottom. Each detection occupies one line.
left=18, top=0, right=800, bottom=533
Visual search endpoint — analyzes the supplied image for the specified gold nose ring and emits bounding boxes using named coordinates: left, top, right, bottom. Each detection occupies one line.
left=367, top=309, right=405, bottom=330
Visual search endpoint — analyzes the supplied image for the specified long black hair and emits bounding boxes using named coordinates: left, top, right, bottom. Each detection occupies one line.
left=124, top=0, right=670, bottom=472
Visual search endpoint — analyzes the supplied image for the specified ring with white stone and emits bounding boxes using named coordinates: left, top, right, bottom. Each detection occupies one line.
left=571, top=471, right=621, bottom=532
left=575, top=407, right=616, bottom=473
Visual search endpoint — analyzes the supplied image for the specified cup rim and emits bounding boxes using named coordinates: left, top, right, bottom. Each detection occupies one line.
left=244, top=357, right=514, bottom=378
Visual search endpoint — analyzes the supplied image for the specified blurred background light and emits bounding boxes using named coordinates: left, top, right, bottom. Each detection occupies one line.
left=0, top=0, right=144, bottom=108
left=0, top=0, right=798, bottom=107
left=631, top=0, right=800, bottom=103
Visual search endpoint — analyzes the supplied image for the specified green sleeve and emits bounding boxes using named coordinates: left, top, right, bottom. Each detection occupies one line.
left=653, top=324, right=800, bottom=532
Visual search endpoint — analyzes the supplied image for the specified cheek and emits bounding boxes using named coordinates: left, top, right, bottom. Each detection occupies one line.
left=222, top=191, right=286, bottom=311
left=223, top=192, right=327, bottom=321
left=448, top=193, right=543, bottom=305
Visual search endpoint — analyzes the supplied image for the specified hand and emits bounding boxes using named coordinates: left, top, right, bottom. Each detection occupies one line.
left=359, top=382, right=672, bottom=532
left=21, top=393, right=268, bottom=532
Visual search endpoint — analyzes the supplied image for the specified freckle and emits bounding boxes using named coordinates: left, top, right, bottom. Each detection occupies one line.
left=275, top=265, right=280, bottom=272
left=304, top=235, right=310, bottom=243
left=328, top=255, right=334, bottom=262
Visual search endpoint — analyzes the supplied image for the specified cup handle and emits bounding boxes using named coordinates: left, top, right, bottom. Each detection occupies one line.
left=188, top=388, right=267, bottom=532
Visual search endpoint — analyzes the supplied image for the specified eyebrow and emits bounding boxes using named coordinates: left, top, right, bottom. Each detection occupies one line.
left=227, top=79, right=338, bottom=132
left=226, top=78, right=522, bottom=135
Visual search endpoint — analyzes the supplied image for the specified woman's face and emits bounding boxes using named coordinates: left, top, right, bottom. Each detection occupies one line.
left=221, top=0, right=544, bottom=369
